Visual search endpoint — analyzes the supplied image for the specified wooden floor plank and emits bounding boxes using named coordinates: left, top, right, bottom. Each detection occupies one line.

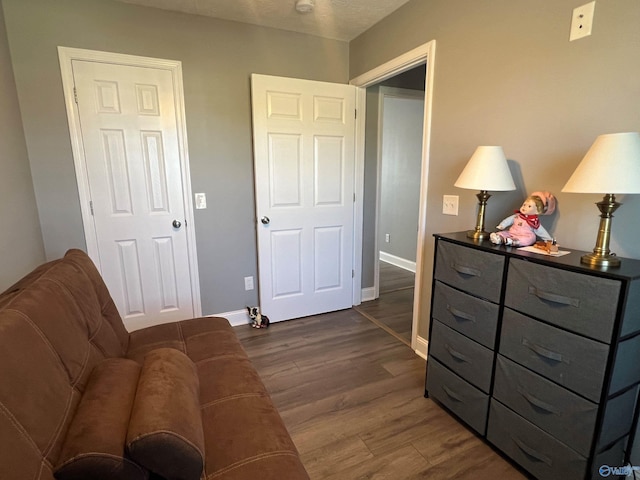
left=300, top=435, right=374, bottom=479
left=235, top=309, right=526, bottom=480
left=379, top=260, right=415, bottom=294
left=357, top=262, right=415, bottom=344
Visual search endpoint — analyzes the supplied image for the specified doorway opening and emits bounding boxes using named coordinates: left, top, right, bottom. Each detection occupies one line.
left=351, top=40, right=435, bottom=356
left=354, top=66, right=426, bottom=346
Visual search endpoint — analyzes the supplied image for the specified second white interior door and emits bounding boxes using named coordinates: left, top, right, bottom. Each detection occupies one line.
left=251, top=74, right=357, bottom=322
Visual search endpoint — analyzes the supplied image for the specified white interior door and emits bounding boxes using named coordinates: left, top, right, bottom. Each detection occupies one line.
left=251, top=74, right=356, bottom=322
left=69, top=57, right=197, bottom=331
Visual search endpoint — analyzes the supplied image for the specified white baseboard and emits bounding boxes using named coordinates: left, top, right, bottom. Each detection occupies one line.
left=361, top=286, right=376, bottom=302
left=209, top=309, right=293, bottom=327
left=379, top=251, right=416, bottom=273
left=414, top=335, right=428, bottom=359
left=208, top=309, right=251, bottom=327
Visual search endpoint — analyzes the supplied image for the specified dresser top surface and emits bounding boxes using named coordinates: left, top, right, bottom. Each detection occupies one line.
left=435, top=232, right=640, bottom=281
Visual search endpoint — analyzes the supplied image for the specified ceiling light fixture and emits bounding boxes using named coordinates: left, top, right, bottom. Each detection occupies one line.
left=295, top=0, right=314, bottom=14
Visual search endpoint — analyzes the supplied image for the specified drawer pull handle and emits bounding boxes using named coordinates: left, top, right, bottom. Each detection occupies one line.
left=447, top=305, right=476, bottom=323
left=442, top=385, right=463, bottom=402
left=522, top=338, right=564, bottom=363
left=511, top=436, right=553, bottom=466
left=451, top=263, right=481, bottom=277
left=517, top=387, right=559, bottom=415
left=528, top=286, right=580, bottom=307
left=445, top=344, right=468, bottom=363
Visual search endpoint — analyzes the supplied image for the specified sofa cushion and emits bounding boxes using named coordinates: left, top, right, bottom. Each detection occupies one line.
left=126, top=316, right=235, bottom=364
left=127, top=348, right=205, bottom=480
left=201, top=394, right=308, bottom=480
left=55, top=358, right=146, bottom=480
left=63, top=249, right=130, bottom=353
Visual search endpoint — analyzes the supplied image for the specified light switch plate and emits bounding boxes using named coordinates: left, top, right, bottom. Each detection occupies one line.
left=195, top=193, right=207, bottom=209
left=443, top=195, right=459, bottom=216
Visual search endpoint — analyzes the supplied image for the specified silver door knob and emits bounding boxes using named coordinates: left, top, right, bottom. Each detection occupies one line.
left=172, top=220, right=182, bottom=228
left=261, top=216, right=270, bottom=225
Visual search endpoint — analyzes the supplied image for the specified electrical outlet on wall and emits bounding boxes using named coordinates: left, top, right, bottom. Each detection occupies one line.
left=570, top=1, right=596, bottom=41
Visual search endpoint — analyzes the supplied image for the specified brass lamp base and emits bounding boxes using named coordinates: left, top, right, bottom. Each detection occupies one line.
left=581, top=193, right=621, bottom=268
left=466, top=190, right=492, bottom=242
left=580, top=252, right=620, bottom=268
left=466, top=230, right=490, bottom=241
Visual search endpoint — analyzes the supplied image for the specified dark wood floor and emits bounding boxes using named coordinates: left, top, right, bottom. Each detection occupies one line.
left=355, top=262, right=415, bottom=345
left=235, top=309, right=525, bottom=480
left=379, top=261, right=415, bottom=294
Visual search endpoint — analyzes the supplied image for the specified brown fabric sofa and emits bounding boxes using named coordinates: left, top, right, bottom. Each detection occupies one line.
left=0, top=249, right=309, bottom=480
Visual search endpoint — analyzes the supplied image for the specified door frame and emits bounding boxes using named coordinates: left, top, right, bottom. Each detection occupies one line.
left=58, top=47, right=202, bottom=317
left=351, top=40, right=436, bottom=357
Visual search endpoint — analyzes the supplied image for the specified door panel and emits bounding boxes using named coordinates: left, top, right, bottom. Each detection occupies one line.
left=252, top=74, right=356, bottom=322
left=72, top=59, right=194, bottom=330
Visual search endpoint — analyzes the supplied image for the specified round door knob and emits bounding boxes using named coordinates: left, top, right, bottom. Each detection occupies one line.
left=172, top=220, right=182, bottom=228
left=261, top=216, right=270, bottom=225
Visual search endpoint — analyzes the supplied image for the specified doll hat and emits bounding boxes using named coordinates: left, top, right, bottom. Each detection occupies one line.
left=531, top=191, right=556, bottom=215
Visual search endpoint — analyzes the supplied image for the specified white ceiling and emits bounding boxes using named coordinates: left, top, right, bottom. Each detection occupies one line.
left=115, top=0, right=413, bottom=41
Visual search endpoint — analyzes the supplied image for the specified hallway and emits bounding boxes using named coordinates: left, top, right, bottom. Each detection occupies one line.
left=355, top=261, right=415, bottom=346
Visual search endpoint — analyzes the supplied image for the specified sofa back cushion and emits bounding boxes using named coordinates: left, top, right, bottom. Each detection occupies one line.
left=63, top=249, right=130, bottom=353
left=0, top=250, right=130, bottom=480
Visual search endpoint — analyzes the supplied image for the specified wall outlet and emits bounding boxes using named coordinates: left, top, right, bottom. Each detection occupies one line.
left=570, top=1, right=595, bottom=41
left=385, top=233, right=390, bottom=243
left=443, top=195, right=459, bottom=216
left=244, top=276, right=254, bottom=291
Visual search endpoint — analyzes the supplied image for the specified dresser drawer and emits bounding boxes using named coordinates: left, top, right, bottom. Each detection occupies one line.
left=487, top=400, right=587, bottom=480
left=505, top=258, right=620, bottom=343
left=593, top=436, right=627, bottom=480
left=500, top=308, right=609, bottom=402
left=426, top=357, right=489, bottom=435
left=493, top=355, right=597, bottom=457
left=435, top=241, right=504, bottom=303
left=430, top=320, right=494, bottom=393
left=432, top=281, right=499, bottom=349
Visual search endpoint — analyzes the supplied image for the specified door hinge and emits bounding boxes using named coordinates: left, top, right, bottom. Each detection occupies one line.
left=73, top=87, right=78, bottom=104
left=352, top=269, right=355, bottom=278
left=354, top=109, right=357, bottom=119
left=353, top=193, right=356, bottom=203
left=89, top=201, right=94, bottom=215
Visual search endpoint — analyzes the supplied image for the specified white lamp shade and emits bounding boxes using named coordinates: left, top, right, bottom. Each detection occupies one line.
left=562, top=132, right=640, bottom=194
left=454, top=146, right=516, bottom=191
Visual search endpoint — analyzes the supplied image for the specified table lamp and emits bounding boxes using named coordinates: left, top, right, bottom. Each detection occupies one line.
left=562, top=132, right=640, bottom=268
left=454, top=146, right=516, bottom=241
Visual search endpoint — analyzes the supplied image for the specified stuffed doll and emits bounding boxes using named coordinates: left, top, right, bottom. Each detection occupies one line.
left=490, top=191, right=556, bottom=247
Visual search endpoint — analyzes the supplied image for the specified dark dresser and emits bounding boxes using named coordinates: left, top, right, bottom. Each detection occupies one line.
left=425, top=232, right=640, bottom=479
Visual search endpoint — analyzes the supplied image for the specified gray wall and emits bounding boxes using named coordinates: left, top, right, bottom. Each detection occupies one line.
left=378, top=92, right=423, bottom=263
left=351, top=0, right=640, bottom=339
left=1, top=0, right=349, bottom=315
left=361, top=86, right=381, bottom=289
left=0, top=2, right=45, bottom=291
